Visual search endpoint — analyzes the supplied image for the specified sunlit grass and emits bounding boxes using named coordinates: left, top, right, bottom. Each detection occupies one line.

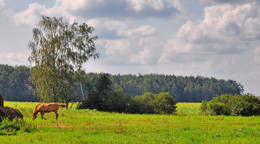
left=176, top=103, right=201, bottom=115
left=1, top=102, right=259, bottom=143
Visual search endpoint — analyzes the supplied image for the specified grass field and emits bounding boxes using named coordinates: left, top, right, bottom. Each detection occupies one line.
left=1, top=102, right=259, bottom=144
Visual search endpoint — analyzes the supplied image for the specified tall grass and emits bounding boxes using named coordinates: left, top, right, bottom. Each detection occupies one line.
left=1, top=102, right=259, bottom=144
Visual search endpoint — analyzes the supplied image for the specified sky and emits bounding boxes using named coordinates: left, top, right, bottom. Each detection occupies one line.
left=0, top=0, right=260, bottom=95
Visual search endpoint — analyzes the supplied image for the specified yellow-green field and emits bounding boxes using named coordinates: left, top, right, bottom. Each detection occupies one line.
left=1, top=102, right=259, bottom=144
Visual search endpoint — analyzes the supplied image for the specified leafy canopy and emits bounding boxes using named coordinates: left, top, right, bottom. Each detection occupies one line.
left=28, top=16, right=99, bottom=105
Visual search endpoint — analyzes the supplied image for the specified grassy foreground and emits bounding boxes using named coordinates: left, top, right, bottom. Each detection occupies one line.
left=1, top=102, right=259, bottom=144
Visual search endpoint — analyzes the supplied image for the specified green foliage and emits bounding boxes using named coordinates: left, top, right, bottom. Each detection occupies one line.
left=133, top=92, right=177, bottom=114
left=0, top=64, right=36, bottom=101
left=104, top=88, right=134, bottom=113
left=134, top=92, right=155, bottom=114
left=77, top=74, right=135, bottom=113
left=77, top=73, right=114, bottom=110
left=153, top=92, right=177, bottom=114
left=78, top=74, right=177, bottom=114
left=28, top=16, right=99, bottom=105
left=201, top=94, right=260, bottom=116
left=111, top=74, right=244, bottom=102
left=0, top=118, right=37, bottom=135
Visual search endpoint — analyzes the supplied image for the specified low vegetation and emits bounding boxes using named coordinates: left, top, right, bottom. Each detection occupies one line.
left=201, top=94, right=260, bottom=116
left=0, top=118, right=36, bottom=135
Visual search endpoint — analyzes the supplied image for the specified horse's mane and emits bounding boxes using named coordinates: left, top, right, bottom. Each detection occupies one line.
left=34, top=104, right=41, bottom=110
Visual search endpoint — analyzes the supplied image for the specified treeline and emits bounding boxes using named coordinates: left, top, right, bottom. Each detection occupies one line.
left=110, top=74, right=244, bottom=102
left=0, top=64, right=244, bottom=102
left=0, top=64, right=36, bottom=101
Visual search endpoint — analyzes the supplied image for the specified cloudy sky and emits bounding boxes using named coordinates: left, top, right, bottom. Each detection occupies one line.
left=0, top=0, right=260, bottom=95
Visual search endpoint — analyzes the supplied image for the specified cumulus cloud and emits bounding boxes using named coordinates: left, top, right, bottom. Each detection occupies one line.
left=13, top=0, right=187, bottom=27
left=100, top=29, right=161, bottom=65
left=160, top=3, right=260, bottom=66
left=57, top=0, right=184, bottom=19
left=14, top=3, right=46, bottom=26
left=12, top=0, right=173, bottom=67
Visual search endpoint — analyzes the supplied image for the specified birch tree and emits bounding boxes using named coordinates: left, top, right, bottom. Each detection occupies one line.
left=28, top=16, right=99, bottom=107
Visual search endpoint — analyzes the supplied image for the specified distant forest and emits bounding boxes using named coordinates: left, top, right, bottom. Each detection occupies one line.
left=0, top=64, right=244, bottom=102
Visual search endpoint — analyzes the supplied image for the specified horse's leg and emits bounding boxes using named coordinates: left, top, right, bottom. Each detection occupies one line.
left=40, top=112, right=47, bottom=120
left=55, top=111, right=59, bottom=120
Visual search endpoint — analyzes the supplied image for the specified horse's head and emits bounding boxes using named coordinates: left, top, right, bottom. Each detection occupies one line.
left=32, top=111, right=37, bottom=120
left=32, top=104, right=41, bottom=120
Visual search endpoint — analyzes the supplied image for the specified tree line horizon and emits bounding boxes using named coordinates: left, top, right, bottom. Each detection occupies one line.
left=0, top=64, right=244, bottom=103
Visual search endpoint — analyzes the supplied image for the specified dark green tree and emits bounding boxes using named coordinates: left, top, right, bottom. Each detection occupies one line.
left=104, top=88, right=133, bottom=113
left=78, top=73, right=113, bottom=110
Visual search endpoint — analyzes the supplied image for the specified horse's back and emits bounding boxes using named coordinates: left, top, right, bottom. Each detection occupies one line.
left=39, top=103, right=60, bottom=111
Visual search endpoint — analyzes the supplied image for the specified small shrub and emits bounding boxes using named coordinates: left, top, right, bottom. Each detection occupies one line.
left=0, top=118, right=37, bottom=135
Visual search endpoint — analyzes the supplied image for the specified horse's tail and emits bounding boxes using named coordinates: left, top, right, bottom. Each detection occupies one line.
left=58, top=104, right=66, bottom=110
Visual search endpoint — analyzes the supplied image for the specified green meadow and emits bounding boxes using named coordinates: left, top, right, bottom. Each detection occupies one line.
left=1, top=102, right=259, bottom=144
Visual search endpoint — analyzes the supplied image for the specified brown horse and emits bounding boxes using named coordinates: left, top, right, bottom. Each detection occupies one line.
left=32, top=103, right=66, bottom=120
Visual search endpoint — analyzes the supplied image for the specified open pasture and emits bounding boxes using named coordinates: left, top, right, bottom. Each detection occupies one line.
left=1, top=102, right=259, bottom=144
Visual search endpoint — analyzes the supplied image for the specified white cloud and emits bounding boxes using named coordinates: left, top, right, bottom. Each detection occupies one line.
left=104, top=40, right=130, bottom=56
left=54, top=0, right=88, bottom=11
left=160, top=3, right=260, bottom=65
left=127, top=0, right=169, bottom=11
left=14, top=3, right=46, bottom=26
left=0, top=0, right=5, bottom=8
left=0, top=52, right=28, bottom=66
left=122, top=25, right=156, bottom=37
left=101, top=33, right=161, bottom=65
left=16, top=0, right=186, bottom=23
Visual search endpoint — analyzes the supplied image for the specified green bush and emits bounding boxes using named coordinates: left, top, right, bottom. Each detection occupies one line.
left=133, top=92, right=177, bottom=114
left=133, top=92, right=156, bottom=114
left=207, top=102, right=230, bottom=115
left=0, top=118, right=37, bottom=135
left=153, top=92, right=177, bottom=114
left=201, top=94, right=260, bottom=116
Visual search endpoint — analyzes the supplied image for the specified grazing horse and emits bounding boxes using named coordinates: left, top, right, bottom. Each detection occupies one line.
left=32, top=103, right=66, bottom=120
